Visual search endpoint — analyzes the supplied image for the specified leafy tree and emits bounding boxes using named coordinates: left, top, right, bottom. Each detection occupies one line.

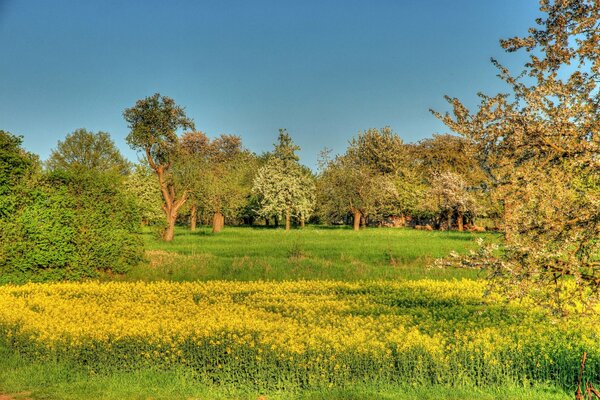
left=178, top=132, right=257, bottom=232
left=124, top=93, right=195, bottom=241
left=252, top=130, right=315, bottom=230
left=317, top=154, right=397, bottom=230
left=432, top=0, right=600, bottom=308
left=318, top=127, right=410, bottom=229
left=125, top=163, right=164, bottom=226
left=46, top=129, right=130, bottom=175
left=425, top=171, right=477, bottom=231
left=412, top=134, right=485, bottom=183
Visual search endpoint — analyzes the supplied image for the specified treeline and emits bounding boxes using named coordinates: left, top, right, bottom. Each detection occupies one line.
left=0, top=93, right=495, bottom=282
left=122, top=93, right=496, bottom=240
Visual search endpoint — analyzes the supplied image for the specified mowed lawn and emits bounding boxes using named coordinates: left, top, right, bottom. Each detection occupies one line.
left=122, top=225, right=486, bottom=282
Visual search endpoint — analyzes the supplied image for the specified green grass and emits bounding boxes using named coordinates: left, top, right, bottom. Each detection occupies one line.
left=0, top=343, right=571, bottom=400
left=115, top=225, right=487, bottom=282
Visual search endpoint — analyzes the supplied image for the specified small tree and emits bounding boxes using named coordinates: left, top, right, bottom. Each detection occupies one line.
left=124, top=93, right=195, bottom=241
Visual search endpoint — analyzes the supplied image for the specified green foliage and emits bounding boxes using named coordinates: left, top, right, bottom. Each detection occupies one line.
left=125, top=163, right=164, bottom=225
left=0, top=341, right=571, bottom=400
left=124, top=93, right=195, bottom=167
left=0, top=130, right=37, bottom=194
left=46, top=128, right=130, bottom=175
left=0, top=170, right=143, bottom=283
left=178, top=132, right=257, bottom=222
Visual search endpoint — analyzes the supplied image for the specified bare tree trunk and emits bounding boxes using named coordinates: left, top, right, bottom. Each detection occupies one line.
left=265, top=217, right=270, bottom=226
left=300, top=215, right=305, bottom=228
left=457, top=210, right=464, bottom=232
left=353, top=210, right=361, bottom=231
left=152, top=163, right=187, bottom=242
left=361, top=215, right=366, bottom=228
left=447, top=212, right=453, bottom=231
left=212, top=211, right=224, bottom=233
left=164, top=212, right=177, bottom=241
left=274, top=215, right=279, bottom=228
left=190, top=203, right=197, bottom=231
left=285, top=209, right=291, bottom=231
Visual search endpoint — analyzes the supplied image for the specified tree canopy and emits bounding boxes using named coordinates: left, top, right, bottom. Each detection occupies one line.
left=47, top=129, right=130, bottom=175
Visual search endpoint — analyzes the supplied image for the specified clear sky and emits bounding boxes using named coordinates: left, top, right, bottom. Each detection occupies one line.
left=0, top=0, right=540, bottom=169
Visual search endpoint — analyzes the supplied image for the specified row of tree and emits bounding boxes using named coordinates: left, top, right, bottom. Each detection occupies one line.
left=118, top=93, right=494, bottom=241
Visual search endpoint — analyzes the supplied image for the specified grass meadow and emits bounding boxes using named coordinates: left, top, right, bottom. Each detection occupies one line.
left=0, top=226, right=596, bottom=400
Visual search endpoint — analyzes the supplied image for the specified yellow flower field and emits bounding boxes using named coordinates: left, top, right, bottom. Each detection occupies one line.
left=0, top=280, right=598, bottom=389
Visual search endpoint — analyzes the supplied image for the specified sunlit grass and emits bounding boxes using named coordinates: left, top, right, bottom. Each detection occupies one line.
left=118, top=225, right=490, bottom=282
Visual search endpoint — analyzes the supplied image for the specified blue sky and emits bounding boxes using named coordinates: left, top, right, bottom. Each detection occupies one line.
left=0, top=0, right=540, bottom=169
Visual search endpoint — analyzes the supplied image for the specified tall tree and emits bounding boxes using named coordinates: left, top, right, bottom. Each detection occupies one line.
left=433, top=0, right=600, bottom=308
left=46, top=129, right=130, bottom=175
left=124, top=93, right=195, bottom=241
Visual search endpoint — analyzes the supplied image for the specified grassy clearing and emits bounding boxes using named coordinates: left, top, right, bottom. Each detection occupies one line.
left=117, top=226, right=486, bottom=281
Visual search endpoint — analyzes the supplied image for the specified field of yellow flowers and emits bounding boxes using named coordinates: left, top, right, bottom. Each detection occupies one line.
left=0, top=279, right=598, bottom=390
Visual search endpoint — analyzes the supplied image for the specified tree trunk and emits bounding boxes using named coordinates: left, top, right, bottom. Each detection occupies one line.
left=190, top=204, right=197, bottom=231
left=353, top=210, right=361, bottom=231
left=300, top=215, right=305, bottom=229
left=447, top=212, right=453, bottom=231
left=285, top=209, right=291, bottom=231
left=265, top=217, right=270, bottom=226
left=361, top=215, right=366, bottom=228
left=457, top=210, right=464, bottom=232
left=212, top=211, right=224, bottom=233
left=152, top=164, right=187, bottom=242
left=274, top=215, right=279, bottom=227
left=163, top=212, right=177, bottom=241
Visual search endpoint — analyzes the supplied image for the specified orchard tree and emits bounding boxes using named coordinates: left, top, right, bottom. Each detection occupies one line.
left=426, top=171, right=477, bottom=231
left=47, top=129, right=130, bottom=175
left=178, top=132, right=256, bottom=232
left=252, top=130, right=315, bottom=231
left=124, top=93, right=195, bottom=241
left=433, top=0, right=600, bottom=308
left=178, top=131, right=211, bottom=231
left=125, top=163, right=163, bottom=226
left=204, top=135, right=257, bottom=233
left=317, top=154, right=397, bottom=230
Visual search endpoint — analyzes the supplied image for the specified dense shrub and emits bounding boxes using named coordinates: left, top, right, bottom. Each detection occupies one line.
left=0, top=170, right=143, bottom=283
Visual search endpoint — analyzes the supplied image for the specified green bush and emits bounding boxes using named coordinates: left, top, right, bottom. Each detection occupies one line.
left=0, top=170, right=143, bottom=283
